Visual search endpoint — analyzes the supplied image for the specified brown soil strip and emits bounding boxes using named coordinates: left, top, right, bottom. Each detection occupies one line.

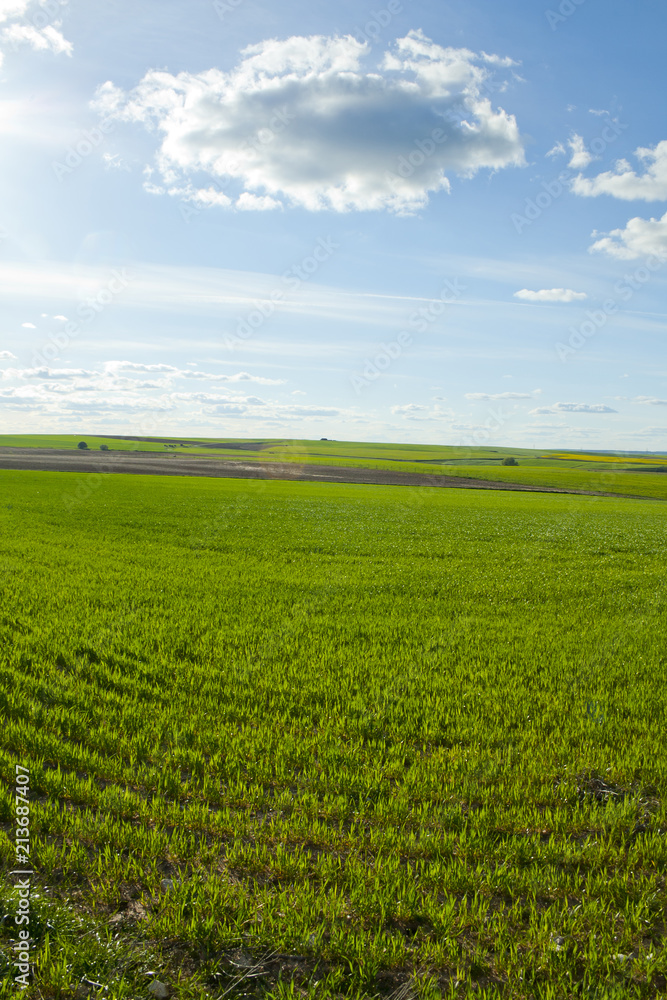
left=96, top=435, right=272, bottom=450
left=0, top=448, right=657, bottom=500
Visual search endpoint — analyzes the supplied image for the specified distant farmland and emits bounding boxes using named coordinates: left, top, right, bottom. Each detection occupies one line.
left=1, top=435, right=666, bottom=501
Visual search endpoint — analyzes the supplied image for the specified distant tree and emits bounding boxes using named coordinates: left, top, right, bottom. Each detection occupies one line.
left=77, top=441, right=88, bottom=450
left=100, top=444, right=109, bottom=451
left=502, top=456, right=518, bottom=466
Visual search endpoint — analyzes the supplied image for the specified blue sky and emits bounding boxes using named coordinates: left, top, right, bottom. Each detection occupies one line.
left=1, top=0, right=666, bottom=448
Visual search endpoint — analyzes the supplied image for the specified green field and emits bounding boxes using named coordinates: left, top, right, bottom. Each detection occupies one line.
left=1, top=470, right=666, bottom=998
left=2, top=436, right=667, bottom=503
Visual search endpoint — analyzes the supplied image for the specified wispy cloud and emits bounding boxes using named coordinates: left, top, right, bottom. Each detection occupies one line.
left=530, top=402, right=617, bottom=414
left=514, top=288, right=587, bottom=303
left=465, top=391, right=538, bottom=400
left=633, top=395, right=667, bottom=406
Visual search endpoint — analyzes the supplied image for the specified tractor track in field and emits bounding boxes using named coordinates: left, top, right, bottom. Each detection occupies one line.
left=0, top=447, right=659, bottom=499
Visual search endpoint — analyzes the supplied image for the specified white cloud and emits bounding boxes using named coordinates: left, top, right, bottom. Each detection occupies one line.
left=588, top=212, right=667, bottom=260
left=465, top=391, right=533, bottom=400
left=203, top=403, right=249, bottom=415
left=0, top=1, right=71, bottom=65
left=0, top=382, right=177, bottom=413
left=104, top=360, right=179, bottom=374
left=633, top=395, right=667, bottom=406
left=1, top=366, right=98, bottom=380
left=93, top=29, right=525, bottom=215
left=567, top=133, right=594, bottom=170
left=529, top=402, right=617, bottom=414
left=546, top=141, right=566, bottom=159
left=391, top=403, right=453, bottom=421
left=236, top=192, right=282, bottom=211
left=2, top=363, right=288, bottom=395
left=0, top=350, right=17, bottom=359
left=171, top=391, right=265, bottom=405
left=102, top=152, right=131, bottom=173
left=514, top=288, right=587, bottom=303
left=0, top=1, right=29, bottom=20
left=1, top=21, right=71, bottom=56
left=572, top=140, right=667, bottom=201
left=180, top=369, right=285, bottom=384
left=21, top=321, right=36, bottom=328
left=392, top=403, right=428, bottom=415
left=276, top=405, right=340, bottom=417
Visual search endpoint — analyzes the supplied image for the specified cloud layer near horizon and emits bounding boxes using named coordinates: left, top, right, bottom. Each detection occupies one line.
left=530, top=402, right=617, bottom=414
left=92, top=30, right=525, bottom=214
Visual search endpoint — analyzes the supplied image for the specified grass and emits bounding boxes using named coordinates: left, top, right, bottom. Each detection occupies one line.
left=0, top=469, right=666, bottom=998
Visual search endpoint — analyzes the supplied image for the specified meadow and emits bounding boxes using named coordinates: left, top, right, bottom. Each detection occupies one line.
left=0, top=469, right=666, bottom=999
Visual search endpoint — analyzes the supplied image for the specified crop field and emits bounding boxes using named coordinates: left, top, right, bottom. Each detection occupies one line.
left=1, top=437, right=667, bottom=503
left=1, top=470, right=667, bottom=999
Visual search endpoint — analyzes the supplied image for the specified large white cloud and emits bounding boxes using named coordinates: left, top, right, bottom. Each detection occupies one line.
left=514, top=288, right=587, bottom=303
left=589, top=212, right=667, bottom=260
left=572, top=141, right=667, bottom=201
left=92, top=30, right=525, bottom=214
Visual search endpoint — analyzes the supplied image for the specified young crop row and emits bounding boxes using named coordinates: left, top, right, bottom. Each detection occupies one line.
left=0, top=471, right=666, bottom=999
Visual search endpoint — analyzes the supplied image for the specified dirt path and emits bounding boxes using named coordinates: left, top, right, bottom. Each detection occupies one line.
left=0, top=447, right=657, bottom=500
